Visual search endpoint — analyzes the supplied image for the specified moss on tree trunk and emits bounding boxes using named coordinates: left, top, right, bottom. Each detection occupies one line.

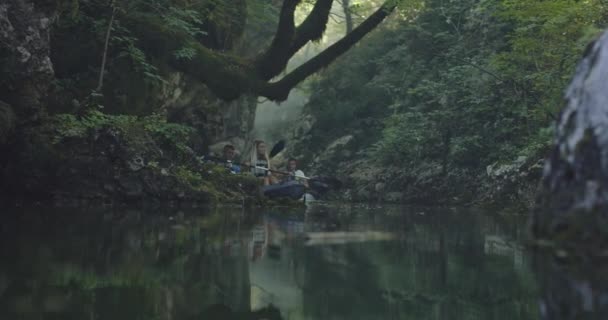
left=126, top=3, right=396, bottom=102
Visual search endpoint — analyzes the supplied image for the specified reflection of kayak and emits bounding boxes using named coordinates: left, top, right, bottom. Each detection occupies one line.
left=262, top=181, right=306, bottom=200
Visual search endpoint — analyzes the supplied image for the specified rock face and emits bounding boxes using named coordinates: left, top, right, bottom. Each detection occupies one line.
left=532, top=30, right=608, bottom=242
left=531, top=30, right=608, bottom=320
left=1, top=120, right=258, bottom=205
left=482, top=155, right=545, bottom=209
left=0, top=0, right=260, bottom=204
left=0, top=0, right=57, bottom=124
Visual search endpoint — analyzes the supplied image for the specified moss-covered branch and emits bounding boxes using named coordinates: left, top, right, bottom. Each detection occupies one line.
left=254, top=0, right=333, bottom=80
left=125, top=2, right=395, bottom=102
left=288, top=0, right=334, bottom=56
left=127, top=14, right=261, bottom=100
left=255, top=0, right=301, bottom=79
left=260, top=3, right=396, bottom=101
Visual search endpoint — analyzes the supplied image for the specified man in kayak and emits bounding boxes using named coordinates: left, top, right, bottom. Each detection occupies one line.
left=222, top=144, right=241, bottom=174
left=286, top=158, right=309, bottom=188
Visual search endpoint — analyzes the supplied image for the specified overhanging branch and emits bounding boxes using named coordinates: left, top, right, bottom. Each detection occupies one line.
left=255, top=0, right=301, bottom=79
left=128, top=14, right=256, bottom=100
left=125, top=2, right=396, bottom=103
left=288, top=0, right=334, bottom=56
left=259, top=3, right=396, bottom=101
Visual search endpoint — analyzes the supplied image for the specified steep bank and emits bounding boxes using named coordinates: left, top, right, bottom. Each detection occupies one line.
left=2, top=111, right=259, bottom=205
left=0, top=0, right=262, bottom=203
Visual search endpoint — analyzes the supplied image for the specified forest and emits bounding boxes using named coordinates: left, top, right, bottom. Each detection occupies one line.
left=1, top=0, right=607, bottom=207
left=5, top=1, right=608, bottom=319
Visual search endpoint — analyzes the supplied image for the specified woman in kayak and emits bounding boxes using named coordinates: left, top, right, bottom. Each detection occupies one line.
left=249, top=140, right=274, bottom=185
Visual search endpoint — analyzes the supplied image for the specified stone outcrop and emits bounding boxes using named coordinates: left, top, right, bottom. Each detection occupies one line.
left=531, top=30, right=608, bottom=243
left=0, top=0, right=57, bottom=125
left=0, top=0, right=260, bottom=204
left=530, top=30, right=608, bottom=320
left=481, top=154, right=545, bottom=209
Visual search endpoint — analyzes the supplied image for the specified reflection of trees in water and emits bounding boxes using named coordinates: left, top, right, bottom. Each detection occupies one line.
left=532, top=252, right=608, bottom=320
left=0, top=207, right=278, bottom=320
left=0, top=205, right=540, bottom=320
left=294, top=210, right=538, bottom=320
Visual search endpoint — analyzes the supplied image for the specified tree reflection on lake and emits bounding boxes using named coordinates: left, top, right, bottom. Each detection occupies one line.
left=0, top=204, right=539, bottom=319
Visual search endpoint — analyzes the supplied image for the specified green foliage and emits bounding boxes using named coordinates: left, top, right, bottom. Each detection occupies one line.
left=493, top=0, right=606, bottom=119
left=163, top=6, right=208, bottom=37
left=141, top=113, right=195, bottom=146
left=52, top=111, right=194, bottom=148
left=174, top=165, right=205, bottom=187
left=298, top=0, right=607, bottom=196
left=112, top=28, right=168, bottom=85
left=46, top=0, right=606, bottom=203
left=173, top=46, right=198, bottom=60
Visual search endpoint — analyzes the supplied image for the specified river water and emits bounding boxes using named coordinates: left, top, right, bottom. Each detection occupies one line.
left=0, top=204, right=539, bottom=319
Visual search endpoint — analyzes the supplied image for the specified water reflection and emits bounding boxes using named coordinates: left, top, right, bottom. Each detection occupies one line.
left=531, top=250, right=608, bottom=320
left=0, top=205, right=538, bottom=319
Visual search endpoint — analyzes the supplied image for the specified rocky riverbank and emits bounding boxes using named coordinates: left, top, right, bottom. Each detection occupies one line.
left=1, top=111, right=260, bottom=206
left=287, top=114, right=547, bottom=209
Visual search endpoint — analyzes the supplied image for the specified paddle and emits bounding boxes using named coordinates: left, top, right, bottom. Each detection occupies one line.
left=269, top=140, right=285, bottom=158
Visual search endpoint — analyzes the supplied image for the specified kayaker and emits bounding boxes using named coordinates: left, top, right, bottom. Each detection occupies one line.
left=222, top=144, right=241, bottom=174
left=249, top=140, right=275, bottom=185
left=286, top=158, right=309, bottom=188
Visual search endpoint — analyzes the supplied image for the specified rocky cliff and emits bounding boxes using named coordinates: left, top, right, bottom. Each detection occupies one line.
left=0, top=0, right=58, bottom=133
left=532, top=30, right=608, bottom=245
left=0, top=0, right=260, bottom=204
left=530, top=30, right=608, bottom=320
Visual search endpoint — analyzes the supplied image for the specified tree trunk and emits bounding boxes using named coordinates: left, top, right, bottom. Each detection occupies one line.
left=342, top=0, right=353, bottom=34
left=128, top=2, right=395, bottom=102
left=96, top=5, right=116, bottom=92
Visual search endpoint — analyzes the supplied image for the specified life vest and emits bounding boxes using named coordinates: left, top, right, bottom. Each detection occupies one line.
left=253, top=158, right=269, bottom=177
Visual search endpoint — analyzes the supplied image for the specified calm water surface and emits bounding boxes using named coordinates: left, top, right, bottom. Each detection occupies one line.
left=0, top=204, right=539, bottom=320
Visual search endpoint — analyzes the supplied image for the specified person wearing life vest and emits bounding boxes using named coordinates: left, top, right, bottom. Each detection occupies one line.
left=249, top=140, right=274, bottom=185
left=222, top=144, right=241, bottom=174
left=285, top=158, right=309, bottom=188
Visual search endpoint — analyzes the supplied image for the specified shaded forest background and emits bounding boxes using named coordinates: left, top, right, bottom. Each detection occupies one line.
left=1, top=0, right=607, bottom=206
left=279, top=0, right=608, bottom=206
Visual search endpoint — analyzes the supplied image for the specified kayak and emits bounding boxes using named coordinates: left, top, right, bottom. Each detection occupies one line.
left=262, top=181, right=307, bottom=200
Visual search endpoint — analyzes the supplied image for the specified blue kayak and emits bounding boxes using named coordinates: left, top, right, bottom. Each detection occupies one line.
left=262, top=181, right=307, bottom=200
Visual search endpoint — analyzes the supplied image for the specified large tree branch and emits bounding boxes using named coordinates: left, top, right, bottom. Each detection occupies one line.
left=255, top=0, right=333, bottom=80
left=255, top=0, right=301, bottom=79
left=127, top=2, right=395, bottom=103
left=259, top=3, right=396, bottom=101
left=288, top=0, right=334, bottom=56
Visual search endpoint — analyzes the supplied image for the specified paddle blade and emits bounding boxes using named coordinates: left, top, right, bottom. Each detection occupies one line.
left=269, top=140, right=286, bottom=158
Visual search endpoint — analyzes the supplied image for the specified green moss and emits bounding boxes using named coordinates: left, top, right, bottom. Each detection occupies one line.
left=127, top=13, right=258, bottom=100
